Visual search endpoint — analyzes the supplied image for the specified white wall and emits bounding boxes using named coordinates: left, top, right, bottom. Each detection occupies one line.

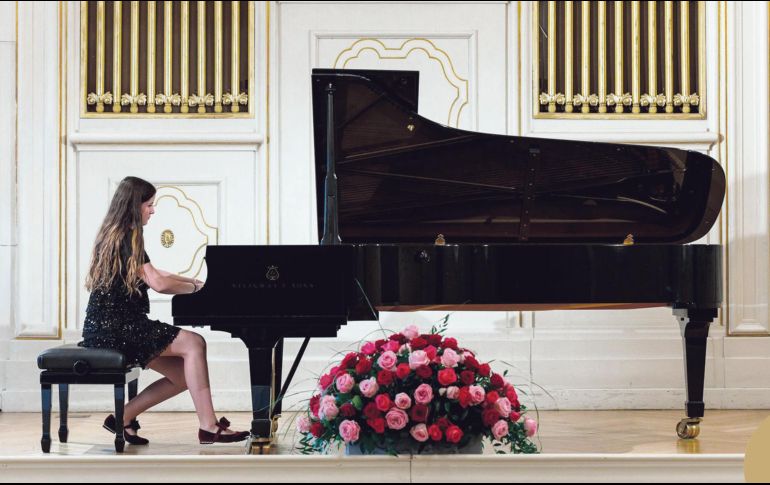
left=2, top=1, right=769, bottom=415
left=0, top=1, right=17, bottom=409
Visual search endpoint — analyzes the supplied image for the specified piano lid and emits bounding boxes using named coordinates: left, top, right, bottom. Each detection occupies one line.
left=312, top=68, right=725, bottom=244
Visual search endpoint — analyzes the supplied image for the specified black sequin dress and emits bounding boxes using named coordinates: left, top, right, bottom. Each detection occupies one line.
left=79, top=236, right=181, bottom=368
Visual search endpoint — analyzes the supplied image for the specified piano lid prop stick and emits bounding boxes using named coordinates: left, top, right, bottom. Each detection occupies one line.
left=321, top=82, right=341, bottom=245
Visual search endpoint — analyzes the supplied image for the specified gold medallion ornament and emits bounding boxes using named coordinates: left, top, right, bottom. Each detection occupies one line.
left=161, top=229, right=175, bottom=248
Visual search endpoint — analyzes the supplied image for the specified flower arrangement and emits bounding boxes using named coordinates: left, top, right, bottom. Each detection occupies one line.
left=296, top=322, right=539, bottom=455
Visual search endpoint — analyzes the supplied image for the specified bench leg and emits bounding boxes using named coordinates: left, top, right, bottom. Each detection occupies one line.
left=41, top=384, right=52, bottom=453
left=128, top=378, right=138, bottom=402
left=114, top=384, right=125, bottom=453
left=58, top=384, right=69, bottom=443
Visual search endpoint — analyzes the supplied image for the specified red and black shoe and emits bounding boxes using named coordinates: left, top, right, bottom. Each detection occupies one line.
left=103, top=414, right=150, bottom=445
left=198, top=417, right=250, bottom=444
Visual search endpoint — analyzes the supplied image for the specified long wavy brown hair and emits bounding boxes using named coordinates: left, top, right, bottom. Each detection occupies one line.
left=86, top=176, right=156, bottom=295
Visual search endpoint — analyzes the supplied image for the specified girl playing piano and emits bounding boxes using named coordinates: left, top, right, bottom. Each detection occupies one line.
left=80, top=176, right=249, bottom=445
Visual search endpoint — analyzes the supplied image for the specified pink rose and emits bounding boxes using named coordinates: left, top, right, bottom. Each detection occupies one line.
left=335, top=373, right=355, bottom=394
left=402, top=325, right=420, bottom=340
left=296, top=415, right=312, bottom=433
left=492, top=420, right=509, bottom=440
left=495, top=397, right=512, bottom=417
left=385, top=340, right=401, bottom=353
left=399, top=344, right=410, bottom=354
left=385, top=408, right=409, bottom=430
left=524, top=418, right=538, bottom=437
left=339, top=420, right=361, bottom=443
left=408, top=350, right=430, bottom=370
left=361, top=341, right=377, bottom=355
left=469, top=385, right=486, bottom=406
left=359, top=377, right=380, bottom=398
left=446, top=386, right=460, bottom=400
left=394, top=392, right=412, bottom=410
left=319, top=395, right=339, bottom=420
left=377, top=351, right=398, bottom=371
left=440, top=348, right=460, bottom=368
left=409, top=423, right=430, bottom=442
left=413, top=383, right=434, bottom=405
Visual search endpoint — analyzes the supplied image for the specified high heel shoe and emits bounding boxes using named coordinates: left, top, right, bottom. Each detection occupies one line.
left=198, top=417, right=250, bottom=444
left=103, top=414, right=150, bottom=445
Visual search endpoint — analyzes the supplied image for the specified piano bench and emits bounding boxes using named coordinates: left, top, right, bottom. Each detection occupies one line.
left=36, top=344, right=141, bottom=453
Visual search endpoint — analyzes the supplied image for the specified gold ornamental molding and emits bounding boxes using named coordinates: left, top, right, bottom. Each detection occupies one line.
left=81, top=0, right=254, bottom=118
left=333, top=38, right=469, bottom=128
left=151, top=186, right=219, bottom=279
left=533, top=1, right=706, bottom=119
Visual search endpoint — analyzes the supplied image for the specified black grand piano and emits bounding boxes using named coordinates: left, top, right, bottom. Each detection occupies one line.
left=173, top=68, right=725, bottom=452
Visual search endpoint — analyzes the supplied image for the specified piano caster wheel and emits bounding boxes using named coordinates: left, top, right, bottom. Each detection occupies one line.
left=676, top=418, right=701, bottom=440
left=246, top=437, right=273, bottom=455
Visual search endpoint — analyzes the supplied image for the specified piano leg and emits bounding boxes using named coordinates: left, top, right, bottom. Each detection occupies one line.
left=272, top=339, right=284, bottom=435
left=247, top=346, right=275, bottom=454
left=674, top=308, right=716, bottom=440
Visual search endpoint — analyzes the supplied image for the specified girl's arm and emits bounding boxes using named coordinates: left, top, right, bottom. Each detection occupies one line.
left=156, top=268, right=200, bottom=284
left=141, top=262, right=200, bottom=294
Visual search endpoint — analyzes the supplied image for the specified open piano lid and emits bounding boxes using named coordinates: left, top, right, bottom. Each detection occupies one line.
left=312, top=68, right=725, bottom=244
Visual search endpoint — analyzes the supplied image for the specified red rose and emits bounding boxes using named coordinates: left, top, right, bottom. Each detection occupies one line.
left=375, top=339, right=388, bottom=351
left=460, top=370, right=476, bottom=386
left=464, top=355, right=480, bottom=370
left=355, top=358, right=373, bottom=375
left=310, top=395, right=321, bottom=417
left=340, top=403, right=356, bottom=417
left=490, top=373, right=505, bottom=389
left=445, top=425, right=464, bottom=444
left=428, top=424, right=443, bottom=441
left=310, top=422, right=325, bottom=438
left=341, top=352, right=358, bottom=369
left=375, top=393, right=393, bottom=412
left=436, top=417, right=451, bottom=430
left=410, top=404, right=429, bottom=423
left=410, top=337, right=428, bottom=350
left=396, top=363, right=411, bottom=380
left=478, top=363, right=491, bottom=377
left=416, top=365, right=433, bottom=379
left=363, top=402, right=381, bottom=420
left=510, top=411, right=522, bottom=422
left=425, top=345, right=438, bottom=361
left=506, top=386, right=519, bottom=403
left=389, top=334, right=408, bottom=344
left=377, top=369, right=395, bottom=386
left=427, top=334, right=443, bottom=346
left=458, top=387, right=472, bottom=408
left=441, top=337, right=458, bottom=349
left=318, top=373, right=333, bottom=390
left=485, top=391, right=500, bottom=405
left=482, top=408, right=500, bottom=427
left=438, top=368, right=458, bottom=386
left=367, top=417, right=386, bottom=434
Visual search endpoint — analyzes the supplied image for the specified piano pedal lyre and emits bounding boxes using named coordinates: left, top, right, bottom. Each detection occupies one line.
left=676, top=417, right=701, bottom=440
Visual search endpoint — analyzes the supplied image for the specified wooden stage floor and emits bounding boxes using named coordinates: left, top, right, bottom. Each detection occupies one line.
left=0, top=409, right=766, bottom=456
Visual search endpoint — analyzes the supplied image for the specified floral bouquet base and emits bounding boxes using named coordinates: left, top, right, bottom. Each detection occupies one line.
left=297, top=322, right=539, bottom=456
left=345, top=434, right=483, bottom=456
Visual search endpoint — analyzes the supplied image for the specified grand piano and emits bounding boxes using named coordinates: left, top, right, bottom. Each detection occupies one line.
left=173, top=68, right=725, bottom=453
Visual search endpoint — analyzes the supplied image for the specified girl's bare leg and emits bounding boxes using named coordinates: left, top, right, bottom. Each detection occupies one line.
left=156, top=330, right=240, bottom=434
left=122, top=356, right=186, bottom=428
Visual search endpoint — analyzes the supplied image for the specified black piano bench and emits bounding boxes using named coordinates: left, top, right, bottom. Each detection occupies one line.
left=36, top=344, right=141, bottom=453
